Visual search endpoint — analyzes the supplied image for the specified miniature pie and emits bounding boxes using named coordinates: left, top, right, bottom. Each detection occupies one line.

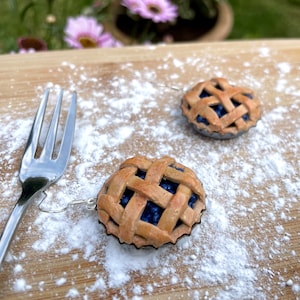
left=181, top=77, right=262, bottom=139
left=97, top=156, right=205, bottom=248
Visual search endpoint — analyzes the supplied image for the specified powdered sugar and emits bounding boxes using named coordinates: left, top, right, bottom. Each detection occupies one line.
left=13, top=278, right=32, bottom=292
left=0, top=45, right=299, bottom=299
left=55, top=277, right=67, bottom=286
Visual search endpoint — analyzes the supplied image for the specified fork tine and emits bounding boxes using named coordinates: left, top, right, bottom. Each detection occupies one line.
left=0, top=88, right=76, bottom=267
left=23, top=88, right=50, bottom=159
left=40, top=89, right=63, bottom=159
left=56, top=91, right=77, bottom=172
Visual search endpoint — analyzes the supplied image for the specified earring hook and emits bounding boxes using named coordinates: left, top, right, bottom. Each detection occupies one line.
left=38, top=193, right=96, bottom=213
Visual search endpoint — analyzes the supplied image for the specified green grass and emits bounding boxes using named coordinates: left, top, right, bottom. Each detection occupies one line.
left=228, top=0, right=300, bottom=39
left=0, top=0, right=300, bottom=54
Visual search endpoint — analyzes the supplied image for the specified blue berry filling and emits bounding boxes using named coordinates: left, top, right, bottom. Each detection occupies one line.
left=120, top=169, right=146, bottom=208
left=159, top=178, right=179, bottom=194
left=196, top=89, right=252, bottom=124
left=242, top=114, right=249, bottom=122
left=120, top=188, right=134, bottom=208
left=141, top=201, right=163, bottom=225
left=199, top=90, right=211, bottom=98
left=243, top=93, right=253, bottom=99
left=199, top=85, right=223, bottom=98
left=118, top=167, right=199, bottom=228
left=211, top=104, right=227, bottom=118
left=196, top=115, right=209, bottom=125
left=136, top=169, right=146, bottom=179
left=232, top=99, right=249, bottom=121
left=173, top=166, right=184, bottom=172
left=188, top=193, right=198, bottom=209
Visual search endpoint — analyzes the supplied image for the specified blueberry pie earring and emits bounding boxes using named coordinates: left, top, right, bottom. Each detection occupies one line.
left=181, top=77, right=262, bottom=139
left=97, top=156, right=205, bottom=248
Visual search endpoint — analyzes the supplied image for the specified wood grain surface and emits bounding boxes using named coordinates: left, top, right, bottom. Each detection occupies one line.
left=0, top=40, right=299, bottom=299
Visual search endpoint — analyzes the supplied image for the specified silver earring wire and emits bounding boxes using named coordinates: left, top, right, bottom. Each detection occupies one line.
left=38, top=193, right=96, bottom=213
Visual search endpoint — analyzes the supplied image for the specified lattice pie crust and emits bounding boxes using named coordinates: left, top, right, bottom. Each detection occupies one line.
left=97, top=156, right=205, bottom=248
left=181, top=77, right=262, bottom=139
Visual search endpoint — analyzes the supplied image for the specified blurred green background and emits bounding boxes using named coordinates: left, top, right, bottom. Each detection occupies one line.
left=0, top=0, right=300, bottom=54
left=229, top=0, right=300, bottom=39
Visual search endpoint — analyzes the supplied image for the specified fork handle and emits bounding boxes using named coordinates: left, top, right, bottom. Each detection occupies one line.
left=0, top=179, right=48, bottom=267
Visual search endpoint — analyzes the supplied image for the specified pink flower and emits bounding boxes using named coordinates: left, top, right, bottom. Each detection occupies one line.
left=19, top=48, right=36, bottom=54
left=121, top=0, right=144, bottom=14
left=64, top=16, right=122, bottom=48
left=122, top=0, right=178, bottom=23
left=10, top=48, right=36, bottom=55
left=97, top=32, right=123, bottom=48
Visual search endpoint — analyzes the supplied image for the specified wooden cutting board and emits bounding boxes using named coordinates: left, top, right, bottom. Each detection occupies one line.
left=0, top=40, right=299, bottom=299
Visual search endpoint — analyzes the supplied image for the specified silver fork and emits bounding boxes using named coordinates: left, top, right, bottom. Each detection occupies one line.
left=0, top=88, right=76, bottom=267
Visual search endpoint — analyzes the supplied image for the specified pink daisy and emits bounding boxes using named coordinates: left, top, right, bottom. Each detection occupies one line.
left=121, top=0, right=144, bottom=14
left=64, top=16, right=122, bottom=48
left=10, top=48, right=36, bottom=54
left=124, top=0, right=178, bottom=23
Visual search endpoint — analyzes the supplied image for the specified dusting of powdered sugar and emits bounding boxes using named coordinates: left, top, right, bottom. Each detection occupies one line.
left=0, top=45, right=299, bottom=299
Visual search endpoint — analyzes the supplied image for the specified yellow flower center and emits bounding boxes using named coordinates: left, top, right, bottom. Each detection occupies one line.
left=78, top=36, right=98, bottom=48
